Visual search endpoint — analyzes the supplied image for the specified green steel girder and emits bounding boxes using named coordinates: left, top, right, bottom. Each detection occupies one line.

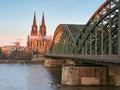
left=80, top=7, right=118, bottom=50
left=118, top=0, right=120, bottom=55
left=51, top=24, right=85, bottom=54
left=50, top=0, right=120, bottom=56
left=77, top=0, right=119, bottom=55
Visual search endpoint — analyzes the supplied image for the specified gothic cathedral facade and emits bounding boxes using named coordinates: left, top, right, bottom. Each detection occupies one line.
left=27, top=12, right=52, bottom=55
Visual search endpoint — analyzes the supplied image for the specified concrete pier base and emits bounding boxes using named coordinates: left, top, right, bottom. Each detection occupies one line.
left=109, top=67, right=120, bottom=86
left=32, top=55, right=45, bottom=62
left=44, top=59, right=65, bottom=67
left=61, top=65, right=107, bottom=85
left=65, top=59, right=75, bottom=65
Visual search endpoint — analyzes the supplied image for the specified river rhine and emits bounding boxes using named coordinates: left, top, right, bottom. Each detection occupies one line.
left=0, top=64, right=119, bottom=90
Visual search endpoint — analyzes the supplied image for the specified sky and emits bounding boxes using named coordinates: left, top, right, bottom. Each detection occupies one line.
left=0, top=0, right=106, bottom=46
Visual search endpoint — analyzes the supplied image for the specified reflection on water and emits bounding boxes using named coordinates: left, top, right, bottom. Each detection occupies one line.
left=0, top=64, right=119, bottom=90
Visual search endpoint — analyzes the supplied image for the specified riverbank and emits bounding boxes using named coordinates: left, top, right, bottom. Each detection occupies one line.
left=0, top=60, right=43, bottom=64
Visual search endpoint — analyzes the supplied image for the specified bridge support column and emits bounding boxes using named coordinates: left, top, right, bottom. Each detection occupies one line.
left=64, top=59, right=75, bottom=65
left=108, top=67, right=120, bottom=86
left=61, top=65, right=108, bottom=85
left=44, top=58, right=65, bottom=67
left=32, top=55, right=45, bottom=62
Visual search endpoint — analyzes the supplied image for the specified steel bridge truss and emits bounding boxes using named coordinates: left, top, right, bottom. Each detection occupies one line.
left=77, top=0, right=120, bottom=55
left=49, top=0, right=120, bottom=56
left=50, top=24, right=85, bottom=54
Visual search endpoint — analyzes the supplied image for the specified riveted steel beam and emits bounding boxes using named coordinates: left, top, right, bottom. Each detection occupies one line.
left=109, top=2, right=112, bottom=55
left=118, top=0, right=120, bottom=55
left=95, top=27, right=98, bottom=55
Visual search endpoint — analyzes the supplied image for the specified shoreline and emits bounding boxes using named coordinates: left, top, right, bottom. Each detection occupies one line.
left=0, top=60, right=44, bottom=64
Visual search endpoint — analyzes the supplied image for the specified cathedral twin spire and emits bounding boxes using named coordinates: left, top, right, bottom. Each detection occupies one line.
left=33, top=12, right=37, bottom=27
left=31, top=12, right=46, bottom=36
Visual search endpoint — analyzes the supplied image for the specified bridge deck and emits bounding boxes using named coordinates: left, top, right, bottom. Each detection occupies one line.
left=45, top=54, right=120, bottom=67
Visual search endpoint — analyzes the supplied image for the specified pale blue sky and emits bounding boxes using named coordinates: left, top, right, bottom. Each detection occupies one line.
left=0, top=0, right=106, bottom=46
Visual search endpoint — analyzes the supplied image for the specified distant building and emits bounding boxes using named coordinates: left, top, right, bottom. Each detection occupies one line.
left=26, top=12, right=52, bottom=55
left=2, top=45, right=17, bottom=57
left=2, top=43, right=25, bottom=57
left=0, top=47, right=2, bottom=59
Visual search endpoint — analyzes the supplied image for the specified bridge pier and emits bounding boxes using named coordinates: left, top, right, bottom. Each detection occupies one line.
left=44, top=56, right=120, bottom=86
left=108, top=67, right=120, bottom=86
left=61, top=65, right=108, bottom=85
left=44, top=58, right=75, bottom=68
left=44, top=58, right=65, bottom=67
left=64, top=59, right=75, bottom=65
left=32, top=55, right=44, bottom=62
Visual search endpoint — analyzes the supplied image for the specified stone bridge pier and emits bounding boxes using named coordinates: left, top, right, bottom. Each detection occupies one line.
left=44, top=58, right=120, bottom=86
left=44, top=58, right=65, bottom=67
left=61, top=65, right=108, bottom=86
left=61, top=65, right=120, bottom=86
left=108, top=67, right=120, bottom=86
left=44, top=58, right=75, bottom=67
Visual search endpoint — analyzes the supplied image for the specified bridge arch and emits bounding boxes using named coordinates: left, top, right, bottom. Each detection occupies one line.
left=77, top=0, right=120, bottom=55
left=48, top=0, right=120, bottom=56
left=51, top=24, right=85, bottom=54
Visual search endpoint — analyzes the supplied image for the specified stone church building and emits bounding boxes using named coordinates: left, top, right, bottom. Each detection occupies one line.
left=26, top=12, right=52, bottom=55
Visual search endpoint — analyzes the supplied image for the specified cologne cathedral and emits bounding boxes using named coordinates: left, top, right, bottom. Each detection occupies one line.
left=26, top=12, right=52, bottom=55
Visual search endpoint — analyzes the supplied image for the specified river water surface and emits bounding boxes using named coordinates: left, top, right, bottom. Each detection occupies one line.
left=0, top=64, right=119, bottom=90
